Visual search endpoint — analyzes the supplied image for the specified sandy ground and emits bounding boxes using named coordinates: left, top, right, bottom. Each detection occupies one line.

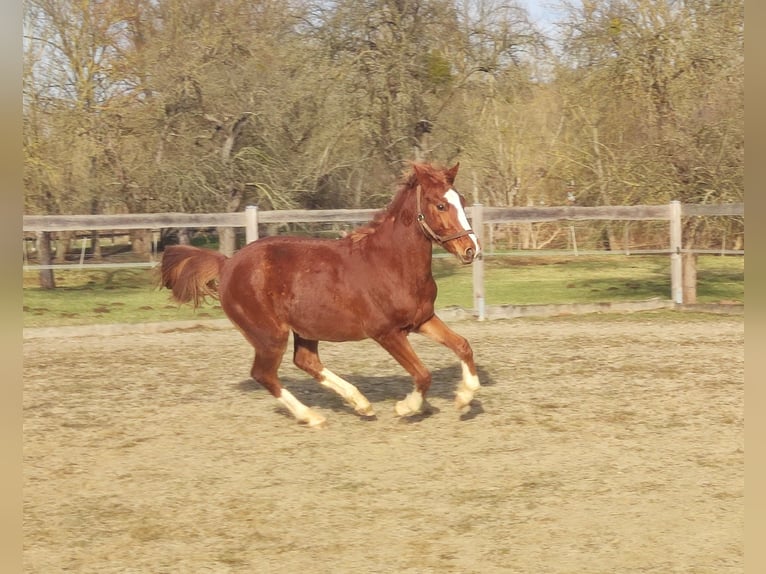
left=23, top=314, right=743, bottom=573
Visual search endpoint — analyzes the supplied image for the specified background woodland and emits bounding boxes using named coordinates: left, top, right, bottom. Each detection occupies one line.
left=23, top=0, right=744, bottom=254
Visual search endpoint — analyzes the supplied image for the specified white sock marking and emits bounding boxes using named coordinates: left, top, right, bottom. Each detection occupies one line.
left=455, top=361, right=480, bottom=409
left=461, top=361, right=481, bottom=392
left=319, top=368, right=374, bottom=414
left=395, top=390, right=423, bottom=416
left=278, top=388, right=325, bottom=426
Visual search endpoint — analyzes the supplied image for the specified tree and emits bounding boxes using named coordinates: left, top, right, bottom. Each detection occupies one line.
left=550, top=0, right=743, bottom=247
left=23, top=0, right=743, bottom=259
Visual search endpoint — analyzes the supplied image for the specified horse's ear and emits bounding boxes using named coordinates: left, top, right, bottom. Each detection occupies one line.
left=411, top=163, right=435, bottom=187
left=446, top=162, right=460, bottom=185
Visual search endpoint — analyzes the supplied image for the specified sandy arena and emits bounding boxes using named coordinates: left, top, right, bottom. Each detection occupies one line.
left=23, top=313, right=743, bottom=573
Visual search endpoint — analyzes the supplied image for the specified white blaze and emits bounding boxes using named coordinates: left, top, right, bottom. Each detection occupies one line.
left=444, top=188, right=480, bottom=255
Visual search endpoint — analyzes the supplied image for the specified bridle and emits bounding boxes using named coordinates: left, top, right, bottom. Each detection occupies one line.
left=415, top=185, right=475, bottom=245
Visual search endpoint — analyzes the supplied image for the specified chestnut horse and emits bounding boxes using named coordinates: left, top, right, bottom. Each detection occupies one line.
left=160, top=162, right=481, bottom=426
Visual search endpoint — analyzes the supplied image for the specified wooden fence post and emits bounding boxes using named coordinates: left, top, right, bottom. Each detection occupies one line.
left=245, top=205, right=259, bottom=244
left=471, top=203, right=485, bottom=321
left=669, top=200, right=683, bottom=304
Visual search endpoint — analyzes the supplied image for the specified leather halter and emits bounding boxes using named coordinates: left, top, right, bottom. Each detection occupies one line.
left=415, top=185, right=475, bottom=245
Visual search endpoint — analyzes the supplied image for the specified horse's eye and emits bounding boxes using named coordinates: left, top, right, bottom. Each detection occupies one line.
left=436, top=203, right=446, bottom=211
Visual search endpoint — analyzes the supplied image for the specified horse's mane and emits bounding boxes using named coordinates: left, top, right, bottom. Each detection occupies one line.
left=349, top=164, right=446, bottom=243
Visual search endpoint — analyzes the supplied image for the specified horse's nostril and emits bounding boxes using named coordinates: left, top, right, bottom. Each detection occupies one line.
left=465, top=248, right=475, bottom=260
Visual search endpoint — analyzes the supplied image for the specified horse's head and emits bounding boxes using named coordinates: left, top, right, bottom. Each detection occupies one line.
left=411, top=162, right=481, bottom=264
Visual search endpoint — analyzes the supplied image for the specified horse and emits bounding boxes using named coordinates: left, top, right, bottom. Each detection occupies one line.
left=160, top=162, right=482, bottom=427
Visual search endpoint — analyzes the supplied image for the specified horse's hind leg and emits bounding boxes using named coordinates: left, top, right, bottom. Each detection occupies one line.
left=293, top=335, right=375, bottom=417
left=250, top=346, right=327, bottom=427
left=237, top=325, right=326, bottom=427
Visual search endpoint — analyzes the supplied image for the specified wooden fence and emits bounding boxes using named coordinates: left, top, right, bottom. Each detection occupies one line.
left=23, top=201, right=744, bottom=319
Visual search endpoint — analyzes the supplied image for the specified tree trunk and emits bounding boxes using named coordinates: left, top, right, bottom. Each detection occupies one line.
left=519, top=196, right=533, bottom=249
left=591, top=125, right=619, bottom=250
left=37, top=231, right=56, bottom=289
left=682, top=252, right=697, bottom=304
left=130, top=229, right=153, bottom=256
left=55, top=231, right=73, bottom=263
left=217, top=188, right=243, bottom=257
left=178, top=228, right=191, bottom=245
left=218, top=227, right=236, bottom=257
left=211, top=114, right=251, bottom=257
left=91, top=230, right=102, bottom=260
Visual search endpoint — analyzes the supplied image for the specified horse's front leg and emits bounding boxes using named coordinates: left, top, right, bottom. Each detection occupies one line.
left=416, top=314, right=480, bottom=411
left=374, top=330, right=431, bottom=417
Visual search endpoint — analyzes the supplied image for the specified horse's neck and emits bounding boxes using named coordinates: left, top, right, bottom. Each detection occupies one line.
left=369, top=211, right=434, bottom=275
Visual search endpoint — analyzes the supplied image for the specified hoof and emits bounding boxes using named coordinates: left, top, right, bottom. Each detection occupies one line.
left=395, top=391, right=424, bottom=417
left=395, top=397, right=422, bottom=417
left=455, top=376, right=480, bottom=412
left=395, top=401, right=416, bottom=417
left=302, top=410, right=327, bottom=428
left=454, top=390, right=474, bottom=411
left=355, top=403, right=376, bottom=417
left=305, top=419, right=327, bottom=429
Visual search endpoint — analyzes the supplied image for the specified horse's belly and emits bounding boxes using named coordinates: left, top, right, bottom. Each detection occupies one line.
left=287, top=304, right=368, bottom=342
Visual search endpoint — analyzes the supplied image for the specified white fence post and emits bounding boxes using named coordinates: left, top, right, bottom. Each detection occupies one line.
left=245, top=205, right=259, bottom=244
left=471, top=203, right=485, bottom=321
left=669, top=200, right=683, bottom=304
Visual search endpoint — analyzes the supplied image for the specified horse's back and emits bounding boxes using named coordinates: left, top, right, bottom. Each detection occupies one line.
left=218, top=235, right=374, bottom=340
left=222, top=235, right=350, bottom=287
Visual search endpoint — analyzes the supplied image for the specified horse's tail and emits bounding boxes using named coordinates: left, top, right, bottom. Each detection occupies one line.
left=160, top=245, right=228, bottom=308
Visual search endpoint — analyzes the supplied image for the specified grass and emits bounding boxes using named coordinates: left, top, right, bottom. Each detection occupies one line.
left=23, top=267, right=225, bottom=328
left=433, top=253, right=743, bottom=309
left=22, top=253, right=743, bottom=328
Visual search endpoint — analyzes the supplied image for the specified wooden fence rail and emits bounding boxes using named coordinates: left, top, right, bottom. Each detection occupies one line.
left=23, top=201, right=744, bottom=319
left=25, top=203, right=733, bottom=231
